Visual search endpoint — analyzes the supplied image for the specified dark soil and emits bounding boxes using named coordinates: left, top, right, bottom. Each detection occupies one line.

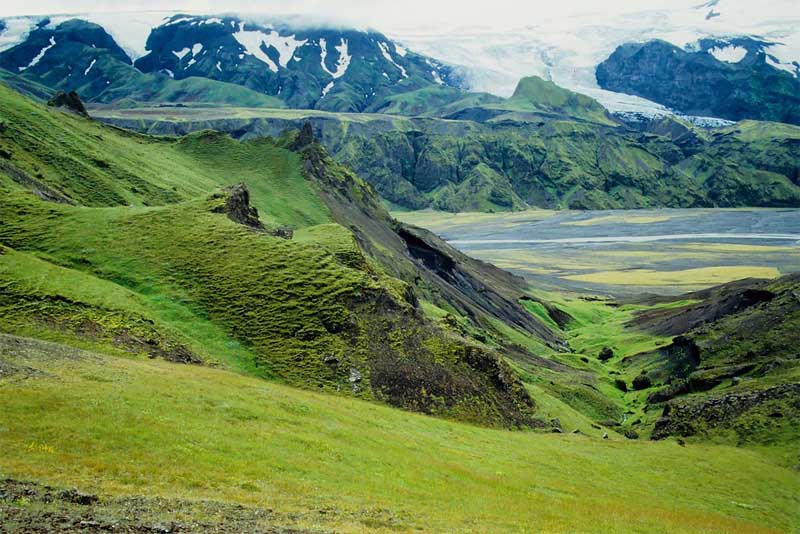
left=628, top=282, right=775, bottom=337
left=0, top=478, right=416, bottom=533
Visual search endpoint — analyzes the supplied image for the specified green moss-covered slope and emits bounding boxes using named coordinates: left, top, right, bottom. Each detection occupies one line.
left=92, top=87, right=800, bottom=212
left=0, top=81, right=557, bottom=427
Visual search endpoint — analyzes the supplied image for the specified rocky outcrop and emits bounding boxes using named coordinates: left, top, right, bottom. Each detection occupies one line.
left=47, top=90, right=88, bottom=117
left=629, top=280, right=776, bottom=337
left=596, top=39, right=800, bottom=125
left=213, top=183, right=264, bottom=229
left=652, top=383, right=800, bottom=440
left=209, top=183, right=294, bottom=238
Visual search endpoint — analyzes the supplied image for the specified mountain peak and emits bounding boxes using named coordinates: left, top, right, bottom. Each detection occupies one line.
left=507, top=75, right=612, bottom=124
left=0, top=13, right=463, bottom=113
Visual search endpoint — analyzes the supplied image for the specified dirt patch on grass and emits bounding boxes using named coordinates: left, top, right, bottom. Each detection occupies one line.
left=0, top=359, right=49, bottom=380
left=0, top=478, right=319, bottom=533
left=0, top=334, right=94, bottom=363
left=0, top=478, right=415, bottom=533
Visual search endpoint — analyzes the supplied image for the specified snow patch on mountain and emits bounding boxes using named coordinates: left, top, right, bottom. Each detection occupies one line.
left=708, top=44, right=747, bottom=63
left=233, top=23, right=279, bottom=72
left=766, top=53, right=797, bottom=76
left=233, top=23, right=307, bottom=68
left=320, top=37, right=351, bottom=79
left=765, top=34, right=800, bottom=77
left=377, top=41, right=407, bottom=78
left=165, top=17, right=193, bottom=26
left=19, top=36, right=55, bottom=71
left=84, top=58, right=96, bottom=75
left=173, top=47, right=190, bottom=60
left=85, top=12, right=167, bottom=60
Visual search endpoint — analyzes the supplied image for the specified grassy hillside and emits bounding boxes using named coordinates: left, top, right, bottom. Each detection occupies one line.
left=0, top=81, right=558, bottom=427
left=2, top=334, right=799, bottom=533
left=0, top=83, right=311, bottom=219
left=490, top=76, right=617, bottom=125
left=1, top=77, right=798, bottom=531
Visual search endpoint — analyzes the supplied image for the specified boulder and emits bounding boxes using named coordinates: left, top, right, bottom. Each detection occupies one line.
left=614, top=378, right=628, bottom=392
left=632, top=373, right=653, bottom=391
left=47, top=91, right=89, bottom=118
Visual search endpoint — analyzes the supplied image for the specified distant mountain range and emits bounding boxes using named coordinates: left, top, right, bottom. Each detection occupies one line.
left=93, top=76, right=800, bottom=212
left=0, top=14, right=460, bottom=112
left=1, top=9, right=798, bottom=212
left=391, top=0, right=800, bottom=118
left=1, top=3, right=798, bottom=121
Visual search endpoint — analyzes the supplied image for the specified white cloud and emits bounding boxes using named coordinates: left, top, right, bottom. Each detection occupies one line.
left=2, top=1, right=796, bottom=38
left=0, top=0, right=685, bottom=31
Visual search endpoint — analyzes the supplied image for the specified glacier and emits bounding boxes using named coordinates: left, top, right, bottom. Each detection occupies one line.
left=388, top=0, right=800, bottom=115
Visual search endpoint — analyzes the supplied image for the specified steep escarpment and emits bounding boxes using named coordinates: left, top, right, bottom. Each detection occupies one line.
left=292, top=130, right=564, bottom=350
left=596, top=39, right=800, bottom=125
left=92, top=92, right=800, bottom=211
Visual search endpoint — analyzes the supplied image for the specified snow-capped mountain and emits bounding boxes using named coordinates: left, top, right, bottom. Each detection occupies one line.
left=0, top=1, right=797, bottom=120
left=388, top=0, right=800, bottom=116
left=596, top=37, right=800, bottom=124
left=0, top=13, right=460, bottom=111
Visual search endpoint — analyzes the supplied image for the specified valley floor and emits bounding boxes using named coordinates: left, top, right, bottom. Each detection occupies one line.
left=1, top=334, right=799, bottom=533
left=394, top=208, right=800, bottom=297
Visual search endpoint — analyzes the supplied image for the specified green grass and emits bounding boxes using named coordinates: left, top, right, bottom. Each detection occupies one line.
left=374, top=85, right=503, bottom=117
left=0, top=83, right=327, bottom=227
left=565, top=266, right=780, bottom=286
left=496, top=76, right=617, bottom=126
left=1, top=334, right=798, bottom=533
left=0, top=192, right=380, bottom=389
left=536, top=291, right=676, bottom=360
left=0, top=245, right=262, bottom=375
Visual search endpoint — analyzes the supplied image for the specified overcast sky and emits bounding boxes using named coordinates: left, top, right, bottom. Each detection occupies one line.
left=0, top=0, right=683, bottom=30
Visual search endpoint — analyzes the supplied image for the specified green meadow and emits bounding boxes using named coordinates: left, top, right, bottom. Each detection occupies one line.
left=2, top=334, right=798, bottom=533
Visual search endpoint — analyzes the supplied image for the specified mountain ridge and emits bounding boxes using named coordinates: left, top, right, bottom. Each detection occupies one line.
left=0, top=14, right=462, bottom=112
left=89, top=79, right=800, bottom=212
